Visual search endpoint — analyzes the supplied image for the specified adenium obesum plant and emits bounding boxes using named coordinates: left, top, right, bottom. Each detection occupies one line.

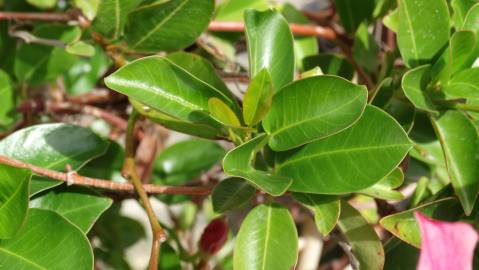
left=0, top=0, right=478, bottom=269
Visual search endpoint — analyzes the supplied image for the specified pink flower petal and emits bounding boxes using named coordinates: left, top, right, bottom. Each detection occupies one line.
left=415, top=212, right=478, bottom=270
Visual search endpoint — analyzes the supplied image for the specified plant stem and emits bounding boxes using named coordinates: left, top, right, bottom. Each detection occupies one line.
left=122, top=109, right=167, bottom=270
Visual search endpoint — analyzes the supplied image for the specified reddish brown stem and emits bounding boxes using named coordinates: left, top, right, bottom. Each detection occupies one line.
left=0, top=11, right=72, bottom=21
left=0, top=155, right=211, bottom=196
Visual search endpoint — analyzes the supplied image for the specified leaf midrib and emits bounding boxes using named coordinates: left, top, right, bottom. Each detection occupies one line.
left=260, top=205, right=272, bottom=270
left=0, top=247, right=47, bottom=270
left=401, top=0, right=420, bottom=63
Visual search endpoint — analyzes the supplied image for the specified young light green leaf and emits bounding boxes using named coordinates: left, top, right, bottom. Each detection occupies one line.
left=380, top=198, right=462, bottom=247
left=452, top=0, right=478, bottom=29
left=215, top=0, right=269, bottom=21
left=233, top=203, right=298, bottom=270
left=245, top=9, right=294, bottom=90
left=0, top=208, right=93, bottom=269
left=0, top=165, right=31, bottom=239
left=462, top=3, right=479, bottom=32
left=105, top=56, right=237, bottom=126
left=359, top=168, right=405, bottom=201
left=212, top=178, right=255, bottom=213
left=0, top=70, right=17, bottom=129
left=92, top=0, right=141, bottom=39
left=397, top=0, right=450, bottom=67
left=223, top=134, right=292, bottom=196
left=338, top=202, right=384, bottom=270
left=431, top=111, right=479, bottom=215
left=14, top=25, right=79, bottom=85
left=208, top=97, right=241, bottom=127
left=301, top=67, right=323, bottom=78
left=303, top=54, right=354, bottom=79
left=0, top=124, right=109, bottom=195
left=125, top=0, right=214, bottom=52
left=65, top=41, right=95, bottom=57
left=243, top=69, right=274, bottom=126
left=26, top=0, right=57, bottom=9
left=263, top=75, right=367, bottom=151
left=30, top=186, right=112, bottom=233
left=402, top=65, right=437, bottom=113
left=335, top=0, right=375, bottom=33
left=292, top=193, right=340, bottom=236
left=383, top=9, right=398, bottom=32
left=73, top=0, right=99, bottom=20
left=443, top=67, right=479, bottom=99
left=276, top=106, right=412, bottom=194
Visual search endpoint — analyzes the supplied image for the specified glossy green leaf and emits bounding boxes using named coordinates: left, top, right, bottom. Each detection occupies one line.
left=397, top=0, right=450, bottom=67
left=292, top=193, right=340, bottom=236
left=105, top=56, right=236, bottom=127
left=0, top=124, right=109, bottom=195
left=73, top=0, right=99, bottom=20
left=383, top=9, right=399, bottom=32
left=370, top=77, right=394, bottom=108
left=65, top=41, right=95, bottom=57
left=335, top=0, right=374, bottom=33
left=263, top=75, right=368, bottom=151
left=212, top=178, right=255, bottom=213
left=243, top=69, right=274, bottom=126
left=338, top=202, right=385, bottom=270
left=359, top=168, right=405, bottom=201
left=93, top=0, right=141, bottom=39
left=380, top=198, right=462, bottom=247
left=208, top=97, right=241, bottom=127
left=276, top=105, right=412, bottom=194
left=233, top=203, right=298, bottom=270
left=30, top=186, right=112, bottom=233
left=402, top=65, right=437, bottom=112
left=131, top=98, right=224, bottom=139
left=245, top=9, right=294, bottom=90
left=443, top=67, right=479, bottom=99
left=153, top=139, right=225, bottom=185
left=431, top=111, right=479, bottom=214
left=223, top=134, right=292, bottom=196
left=215, top=0, right=269, bottom=21
left=0, top=165, right=31, bottom=239
left=125, top=0, right=214, bottom=52
left=14, top=25, right=79, bottom=85
left=302, top=54, right=354, bottom=80
left=353, top=23, right=379, bottom=73
left=463, top=3, right=479, bottom=32
left=280, top=3, right=318, bottom=70
left=0, top=208, right=93, bottom=269
left=0, top=70, right=17, bottom=129
left=452, top=0, right=478, bottom=29
left=26, top=0, right=57, bottom=9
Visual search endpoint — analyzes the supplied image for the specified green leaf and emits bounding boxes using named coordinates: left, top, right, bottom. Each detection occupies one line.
left=14, top=25, right=79, bottom=85
left=208, top=97, right=241, bottom=127
left=0, top=165, right=31, bottom=239
left=280, top=3, right=319, bottom=70
left=397, top=0, right=450, bottom=67
left=92, top=0, right=141, bottom=40
left=245, top=9, right=294, bottom=90
left=383, top=9, right=399, bottom=32
left=214, top=0, right=269, bottom=21
left=0, top=70, right=17, bottom=129
left=30, top=186, right=112, bottom=233
left=65, top=41, right=95, bottom=57
left=276, top=105, right=412, bottom=194
left=0, top=208, right=93, bottom=269
left=338, top=202, right=385, bottom=270
left=301, top=67, right=323, bottom=78
left=73, top=0, right=99, bottom=20
left=452, top=0, right=478, bottom=29
left=243, top=69, right=274, bottom=126
left=335, top=0, right=375, bottom=33
left=233, top=203, right=298, bottom=270
left=302, top=54, right=355, bottom=80
left=79, top=141, right=125, bottom=181
left=359, top=168, right=405, bottom=201
left=223, top=134, right=292, bottom=196
left=125, top=0, right=214, bottom=52
left=443, top=67, right=479, bottom=99
left=463, top=3, right=479, bottom=32
left=26, top=0, right=57, bottom=9
left=380, top=197, right=462, bottom=247
left=0, top=123, right=109, bottom=195
left=353, top=23, right=379, bottom=74
left=384, top=237, right=419, bottom=270
left=402, top=64, right=437, bottom=112
left=131, top=98, right=224, bottom=139
left=153, top=139, right=225, bottom=185
left=212, top=177, right=255, bottom=213
left=158, top=243, right=181, bottom=270
left=292, top=193, right=340, bottom=236
left=431, top=110, right=479, bottom=214
left=105, top=56, right=237, bottom=127
left=263, top=75, right=367, bottom=151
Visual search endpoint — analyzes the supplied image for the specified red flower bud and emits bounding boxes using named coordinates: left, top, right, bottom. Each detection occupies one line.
left=199, top=217, right=229, bottom=255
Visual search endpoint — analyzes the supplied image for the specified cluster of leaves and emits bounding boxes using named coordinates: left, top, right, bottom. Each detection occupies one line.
left=1, top=0, right=479, bottom=269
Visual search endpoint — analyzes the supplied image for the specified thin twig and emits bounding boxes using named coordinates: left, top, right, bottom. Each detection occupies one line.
left=0, top=155, right=211, bottom=195
left=0, top=11, right=72, bottom=21
left=208, top=20, right=337, bottom=39
left=122, top=109, right=166, bottom=270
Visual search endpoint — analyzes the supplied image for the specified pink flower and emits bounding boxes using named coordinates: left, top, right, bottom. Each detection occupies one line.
left=415, top=212, right=478, bottom=270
